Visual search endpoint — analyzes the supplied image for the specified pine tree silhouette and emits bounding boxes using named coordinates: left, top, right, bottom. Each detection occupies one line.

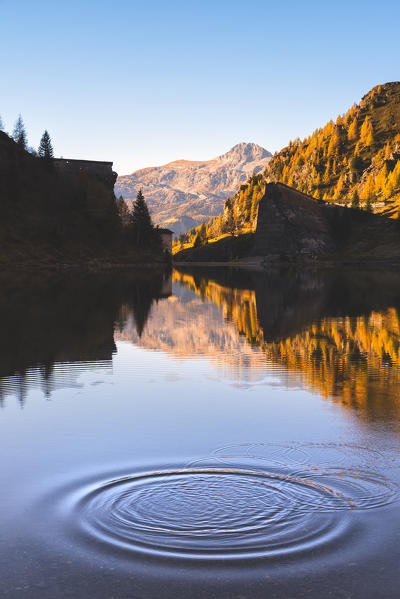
left=130, top=189, right=153, bottom=246
left=12, top=114, right=27, bottom=149
left=38, top=130, right=54, bottom=160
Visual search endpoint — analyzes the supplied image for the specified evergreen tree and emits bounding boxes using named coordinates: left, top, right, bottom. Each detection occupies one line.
left=365, top=196, right=373, bottom=212
left=193, top=232, right=202, bottom=247
left=327, top=133, right=339, bottom=157
left=198, top=223, right=207, bottom=244
left=375, top=163, right=388, bottom=195
left=12, top=114, right=27, bottom=149
left=365, top=128, right=374, bottom=147
left=130, top=189, right=153, bottom=246
left=360, top=116, right=373, bottom=145
left=193, top=223, right=208, bottom=247
left=116, top=195, right=130, bottom=225
left=386, top=160, right=400, bottom=195
left=224, top=199, right=236, bottom=236
left=38, top=130, right=54, bottom=160
left=347, top=117, right=358, bottom=141
left=323, top=161, right=331, bottom=183
left=361, top=174, right=376, bottom=201
left=351, top=189, right=360, bottom=208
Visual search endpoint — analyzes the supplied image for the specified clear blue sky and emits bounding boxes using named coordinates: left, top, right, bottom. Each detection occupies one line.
left=1, top=0, right=399, bottom=174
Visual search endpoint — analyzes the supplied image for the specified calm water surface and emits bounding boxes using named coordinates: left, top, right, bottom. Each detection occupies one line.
left=0, top=267, right=400, bottom=598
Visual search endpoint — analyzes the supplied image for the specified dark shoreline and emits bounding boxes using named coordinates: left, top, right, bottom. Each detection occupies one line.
left=174, top=258, right=400, bottom=270
left=0, top=259, right=170, bottom=273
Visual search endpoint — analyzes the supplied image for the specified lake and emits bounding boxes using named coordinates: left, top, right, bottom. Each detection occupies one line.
left=0, top=266, right=399, bottom=598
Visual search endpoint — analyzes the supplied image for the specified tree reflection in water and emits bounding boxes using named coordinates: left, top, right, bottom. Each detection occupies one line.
left=0, top=270, right=171, bottom=404
left=1, top=266, right=399, bottom=424
left=173, top=267, right=400, bottom=423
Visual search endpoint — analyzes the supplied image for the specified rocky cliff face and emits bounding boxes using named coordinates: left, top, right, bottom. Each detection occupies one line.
left=254, top=182, right=400, bottom=260
left=115, top=142, right=271, bottom=234
left=254, top=183, right=335, bottom=256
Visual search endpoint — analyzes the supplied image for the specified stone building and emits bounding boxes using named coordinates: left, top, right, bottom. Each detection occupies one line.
left=158, top=228, right=174, bottom=256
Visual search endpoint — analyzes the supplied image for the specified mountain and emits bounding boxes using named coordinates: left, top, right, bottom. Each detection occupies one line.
left=265, top=82, right=400, bottom=214
left=115, top=142, right=272, bottom=235
left=177, top=82, right=400, bottom=249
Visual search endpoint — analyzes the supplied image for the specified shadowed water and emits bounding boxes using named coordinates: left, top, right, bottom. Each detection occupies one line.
left=0, top=267, right=400, bottom=598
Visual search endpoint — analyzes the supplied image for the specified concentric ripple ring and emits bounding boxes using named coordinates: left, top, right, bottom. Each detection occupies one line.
left=63, top=467, right=365, bottom=560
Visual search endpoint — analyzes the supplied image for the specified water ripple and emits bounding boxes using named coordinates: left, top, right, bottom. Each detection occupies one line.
left=43, top=443, right=399, bottom=562
left=52, top=471, right=370, bottom=560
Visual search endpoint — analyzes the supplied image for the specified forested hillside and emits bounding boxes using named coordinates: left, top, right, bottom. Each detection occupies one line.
left=268, top=82, right=400, bottom=212
left=176, top=82, right=400, bottom=251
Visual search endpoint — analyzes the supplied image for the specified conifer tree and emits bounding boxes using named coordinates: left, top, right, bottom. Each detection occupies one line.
left=365, top=128, right=374, bottom=147
left=130, top=189, right=153, bottom=246
left=225, top=199, right=236, bottom=236
left=12, top=114, right=27, bottom=149
left=193, top=223, right=207, bottom=247
left=323, top=163, right=330, bottom=184
left=361, top=174, right=375, bottom=201
left=376, top=163, right=388, bottom=194
left=214, top=213, right=223, bottom=236
left=116, top=195, right=130, bottom=225
left=38, top=130, right=54, bottom=160
left=347, top=117, right=358, bottom=141
left=386, top=160, right=400, bottom=195
left=360, top=116, right=373, bottom=145
left=327, top=133, right=339, bottom=157
left=351, top=189, right=360, bottom=208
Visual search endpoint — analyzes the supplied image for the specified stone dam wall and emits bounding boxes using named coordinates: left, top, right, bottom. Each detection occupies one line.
left=254, top=182, right=345, bottom=256
left=53, top=158, right=117, bottom=188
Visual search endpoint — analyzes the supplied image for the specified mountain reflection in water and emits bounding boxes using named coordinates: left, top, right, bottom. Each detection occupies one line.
left=172, top=268, right=400, bottom=423
left=1, top=266, right=400, bottom=599
left=1, top=267, right=399, bottom=425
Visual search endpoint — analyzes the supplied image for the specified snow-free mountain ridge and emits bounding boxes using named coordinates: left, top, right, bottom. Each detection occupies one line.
left=115, top=143, right=272, bottom=234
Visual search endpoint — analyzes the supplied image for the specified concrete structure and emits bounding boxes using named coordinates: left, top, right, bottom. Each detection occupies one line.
left=254, top=182, right=335, bottom=256
left=158, top=228, right=174, bottom=255
left=53, top=158, right=117, bottom=187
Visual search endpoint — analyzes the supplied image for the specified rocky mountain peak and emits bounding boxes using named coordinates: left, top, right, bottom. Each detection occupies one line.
left=115, top=142, right=271, bottom=234
left=218, top=142, right=272, bottom=163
